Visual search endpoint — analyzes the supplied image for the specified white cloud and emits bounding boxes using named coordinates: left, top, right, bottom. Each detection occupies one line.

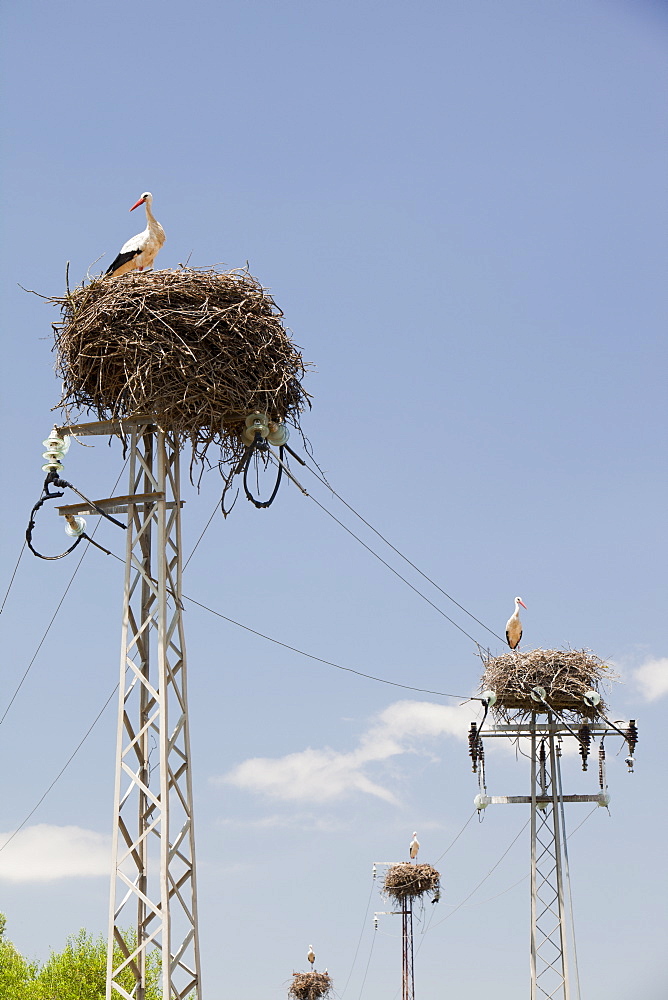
left=633, top=656, right=668, bottom=702
left=218, top=699, right=477, bottom=805
left=0, top=824, right=110, bottom=882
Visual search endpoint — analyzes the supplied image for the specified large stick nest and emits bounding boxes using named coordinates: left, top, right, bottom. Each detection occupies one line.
left=481, top=648, right=613, bottom=722
left=50, top=267, right=310, bottom=473
left=382, top=862, right=440, bottom=902
left=289, top=972, right=333, bottom=1000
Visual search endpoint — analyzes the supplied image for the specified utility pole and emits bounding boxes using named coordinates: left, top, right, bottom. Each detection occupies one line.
left=472, top=711, right=636, bottom=1000
left=57, top=417, right=201, bottom=1000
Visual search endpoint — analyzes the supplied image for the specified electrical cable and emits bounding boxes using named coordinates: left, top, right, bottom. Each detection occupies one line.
left=0, top=682, right=119, bottom=854
left=434, top=810, right=476, bottom=863
left=25, top=471, right=125, bottom=560
left=427, top=818, right=530, bottom=930
left=0, top=543, right=95, bottom=726
left=460, top=803, right=595, bottom=909
left=356, top=919, right=376, bottom=1000
left=339, top=873, right=377, bottom=998
left=295, top=455, right=506, bottom=644
left=242, top=437, right=283, bottom=508
left=0, top=541, right=26, bottom=614
left=182, top=589, right=476, bottom=701
left=263, top=448, right=495, bottom=649
left=0, top=461, right=128, bottom=726
left=183, top=497, right=220, bottom=573
left=299, top=488, right=486, bottom=648
left=419, top=804, right=598, bottom=949
left=107, top=545, right=477, bottom=700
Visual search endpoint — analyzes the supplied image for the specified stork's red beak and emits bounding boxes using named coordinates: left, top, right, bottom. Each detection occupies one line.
left=129, top=197, right=145, bottom=212
left=518, top=599, right=527, bottom=609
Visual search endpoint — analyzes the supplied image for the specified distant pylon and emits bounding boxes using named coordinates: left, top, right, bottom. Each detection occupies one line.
left=401, top=897, right=415, bottom=1000
left=473, top=709, right=635, bottom=1000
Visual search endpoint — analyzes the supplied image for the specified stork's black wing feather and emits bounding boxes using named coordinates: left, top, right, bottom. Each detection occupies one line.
left=106, top=248, right=141, bottom=275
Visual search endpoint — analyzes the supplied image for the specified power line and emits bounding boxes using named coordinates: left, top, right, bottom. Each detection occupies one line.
left=0, top=543, right=95, bottom=726
left=427, top=818, right=530, bottom=931
left=182, top=590, right=475, bottom=701
left=340, top=873, right=377, bottom=998
left=434, top=810, right=476, bottom=862
left=0, top=541, right=26, bottom=614
left=107, top=543, right=476, bottom=701
left=356, top=920, right=376, bottom=1000
left=300, top=489, right=487, bottom=648
left=0, top=682, right=118, bottom=854
left=421, top=806, right=598, bottom=942
left=0, top=461, right=128, bottom=726
left=183, top=497, right=220, bottom=572
left=299, top=457, right=506, bottom=645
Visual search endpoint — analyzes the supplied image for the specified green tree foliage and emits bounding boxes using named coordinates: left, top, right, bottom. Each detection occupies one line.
left=0, top=934, right=40, bottom=999
left=0, top=914, right=161, bottom=1000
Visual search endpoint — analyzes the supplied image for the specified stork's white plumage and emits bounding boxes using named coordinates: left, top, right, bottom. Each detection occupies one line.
left=106, top=191, right=165, bottom=277
left=409, top=831, right=420, bottom=861
left=307, top=946, right=315, bottom=969
left=505, top=597, right=527, bottom=650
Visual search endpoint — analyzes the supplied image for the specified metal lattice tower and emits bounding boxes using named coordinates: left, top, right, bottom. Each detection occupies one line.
left=529, top=723, right=571, bottom=1000
left=56, top=417, right=202, bottom=999
left=104, top=420, right=201, bottom=999
left=474, top=711, right=631, bottom=1000
left=401, top=898, right=415, bottom=1000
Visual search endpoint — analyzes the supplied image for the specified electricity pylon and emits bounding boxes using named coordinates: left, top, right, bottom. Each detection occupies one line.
left=473, top=712, right=634, bottom=1000
left=57, top=417, right=202, bottom=1000
left=401, top=897, right=415, bottom=1000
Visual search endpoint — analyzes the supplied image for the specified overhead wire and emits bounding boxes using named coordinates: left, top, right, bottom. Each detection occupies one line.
left=0, top=682, right=119, bottom=854
left=107, top=535, right=477, bottom=701
left=419, top=804, right=599, bottom=947
left=434, top=810, right=476, bottom=863
left=427, top=818, right=530, bottom=931
left=291, top=484, right=486, bottom=648
left=0, top=460, right=128, bottom=726
left=0, top=541, right=26, bottom=615
left=297, top=455, right=506, bottom=645
left=356, top=919, right=376, bottom=1000
left=339, top=871, right=377, bottom=998
left=181, top=590, right=476, bottom=700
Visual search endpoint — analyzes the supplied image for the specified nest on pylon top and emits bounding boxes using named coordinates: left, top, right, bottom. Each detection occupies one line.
left=289, top=972, right=333, bottom=1000
left=382, top=862, right=440, bottom=903
left=50, top=266, right=310, bottom=474
left=481, top=648, right=613, bottom=722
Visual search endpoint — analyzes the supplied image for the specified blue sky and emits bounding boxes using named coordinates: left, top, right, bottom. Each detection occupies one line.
left=0, top=1, right=666, bottom=998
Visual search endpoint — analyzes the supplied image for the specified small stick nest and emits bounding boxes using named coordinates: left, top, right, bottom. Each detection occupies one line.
left=50, top=266, right=310, bottom=476
left=481, top=648, right=613, bottom=722
left=382, top=862, right=440, bottom=903
left=289, top=972, right=333, bottom=1000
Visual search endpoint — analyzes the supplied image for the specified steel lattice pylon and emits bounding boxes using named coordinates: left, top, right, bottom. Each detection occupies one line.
left=529, top=723, right=570, bottom=1000
left=474, top=711, right=629, bottom=1000
left=401, top=898, right=415, bottom=1000
left=105, top=421, right=201, bottom=1000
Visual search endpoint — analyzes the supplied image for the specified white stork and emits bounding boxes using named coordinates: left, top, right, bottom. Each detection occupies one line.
left=307, top=946, right=315, bottom=970
left=106, top=191, right=165, bottom=277
left=409, top=831, right=420, bottom=861
left=505, top=597, right=527, bottom=650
